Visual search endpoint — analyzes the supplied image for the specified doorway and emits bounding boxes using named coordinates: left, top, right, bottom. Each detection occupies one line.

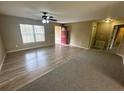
left=108, top=25, right=124, bottom=53
left=55, top=25, right=61, bottom=44
left=54, top=25, right=69, bottom=45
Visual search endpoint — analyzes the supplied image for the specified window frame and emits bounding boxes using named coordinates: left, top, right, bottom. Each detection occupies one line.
left=19, top=24, right=45, bottom=44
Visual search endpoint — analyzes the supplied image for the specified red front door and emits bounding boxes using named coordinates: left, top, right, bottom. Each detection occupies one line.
left=61, top=27, right=68, bottom=44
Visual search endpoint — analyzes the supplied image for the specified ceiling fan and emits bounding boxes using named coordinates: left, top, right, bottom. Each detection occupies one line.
left=41, top=12, right=57, bottom=24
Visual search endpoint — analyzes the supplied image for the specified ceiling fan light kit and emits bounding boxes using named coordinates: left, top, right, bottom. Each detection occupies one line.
left=42, top=19, right=49, bottom=24
left=41, top=12, right=57, bottom=24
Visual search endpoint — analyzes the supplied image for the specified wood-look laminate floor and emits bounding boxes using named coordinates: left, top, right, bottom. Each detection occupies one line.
left=0, top=45, right=82, bottom=90
left=0, top=44, right=124, bottom=90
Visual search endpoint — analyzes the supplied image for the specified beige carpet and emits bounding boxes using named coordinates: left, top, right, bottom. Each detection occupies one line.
left=19, top=49, right=124, bottom=91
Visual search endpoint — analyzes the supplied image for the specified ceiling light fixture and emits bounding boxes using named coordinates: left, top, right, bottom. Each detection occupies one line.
left=42, top=19, right=47, bottom=24
left=105, top=18, right=112, bottom=23
left=46, top=20, right=49, bottom=23
left=42, top=19, right=50, bottom=24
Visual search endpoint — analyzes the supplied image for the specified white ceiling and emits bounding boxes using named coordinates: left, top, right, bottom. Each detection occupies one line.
left=0, top=1, right=124, bottom=23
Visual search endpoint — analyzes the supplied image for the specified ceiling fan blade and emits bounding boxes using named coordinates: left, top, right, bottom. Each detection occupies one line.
left=42, top=15, right=47, bottom=18
left=49, top=19, right=57, bottom=21
left=49, top=16, right=54, bottom=18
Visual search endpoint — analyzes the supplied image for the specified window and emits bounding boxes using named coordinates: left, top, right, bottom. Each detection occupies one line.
left=20, top=24, right=34, bottom=43
left=34, top=25, right=45, bottom=42
left=20, top=24, right=45, bottom=44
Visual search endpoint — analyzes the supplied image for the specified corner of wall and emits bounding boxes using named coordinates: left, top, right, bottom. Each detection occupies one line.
left=117, top=53, right=124, bottom=65
left=0, top=52, right=6, bottom=71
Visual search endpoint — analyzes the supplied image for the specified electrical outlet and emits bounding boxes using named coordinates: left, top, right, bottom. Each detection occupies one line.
left=16, top=45, right=18, bottom=48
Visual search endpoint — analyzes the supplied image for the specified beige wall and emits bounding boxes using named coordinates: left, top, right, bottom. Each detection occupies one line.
left=0, top=34, right=5, bottom=69
left=67, top=21, right=93, bottom=48
left=95, top=22, right=113, bottom=48
left=0, top=15, right=55, bottom=52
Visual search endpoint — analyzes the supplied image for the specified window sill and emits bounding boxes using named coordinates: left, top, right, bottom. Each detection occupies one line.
left=23, top=41, right=45, bottom=45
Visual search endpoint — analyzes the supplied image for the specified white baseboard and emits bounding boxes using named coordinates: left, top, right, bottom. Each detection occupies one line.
left=70, top=44, right=89, bottom=50
left=0, top=54, right=6, bottom=71
left=56, top=43, right=70, bottom=46
left=61, top=44, right=70, bottom=46
left=6, top=44, right=54, bottom=53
